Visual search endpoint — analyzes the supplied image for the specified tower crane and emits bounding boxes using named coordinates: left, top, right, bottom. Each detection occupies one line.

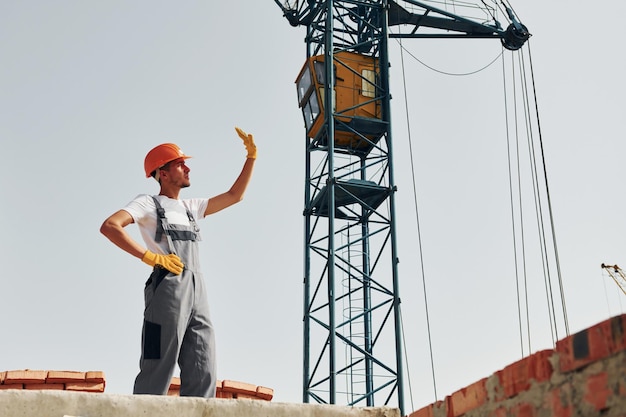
left=273, top=1, right=530, bottom=414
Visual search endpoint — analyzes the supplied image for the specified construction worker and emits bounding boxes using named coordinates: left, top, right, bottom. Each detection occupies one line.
left=100, top=127, right=256, bottom=397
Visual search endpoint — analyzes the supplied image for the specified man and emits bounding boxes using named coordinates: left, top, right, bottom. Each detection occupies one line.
left=100, top=127, right=256, bottom=397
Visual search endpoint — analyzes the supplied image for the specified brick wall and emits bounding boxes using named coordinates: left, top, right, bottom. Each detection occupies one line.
left=0, top=370, right=273, bottom=401
left=6, top=314, right=623, bottom=414
left=168, top=377, right=274, bottom=400
left=0, top=370, right=105, bottom=392
left=408, top=314, right=626, bottom=417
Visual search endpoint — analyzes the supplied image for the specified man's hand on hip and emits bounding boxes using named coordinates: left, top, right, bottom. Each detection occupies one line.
left=142, top=250, right=184, bottom=275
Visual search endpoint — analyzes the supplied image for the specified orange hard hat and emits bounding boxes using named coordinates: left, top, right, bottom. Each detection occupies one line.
left=144, top=143, right=192, bottom=178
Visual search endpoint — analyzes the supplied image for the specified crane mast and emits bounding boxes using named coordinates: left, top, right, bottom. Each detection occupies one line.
left=274, top=1, right=529, bottom=414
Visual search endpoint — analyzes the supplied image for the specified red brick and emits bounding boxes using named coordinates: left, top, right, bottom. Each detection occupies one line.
left=0, top=384, right=23, bottom=390
left=509, top=403, right=536, bottom=417
left=448, top=378, right=488, bottom=417
left=213, top=379, right=222, bottom=396
left=235, top=393, right=259, bottom=399
left=216, top=390, right=235, bottom=399
left=169, top=376, right=181, bottom=390
left=85, top=371, right=106, bottom=383
left=556, top=314, right=626, bottom=372
left=5, top=370, right=47, bottom=384
left=65, top=381, right=105, bottom=392
left=496, top=350, right=553, bottom=399
left=490, top=407, right=507, bottom=417
left=605, top=314, right=626, bottom=352
left=408, top=403, right=435, bottom=417
left=46, top=371, right=85, bottom=383
left=24, top=383, right=65, bottom=390
left=584, top=372, right=611, bottom=411
left=546, top=386, right=573, bottom=417
left=256, top=385, right=274, bottom=401
left=221, top=380, right=258, bottom=396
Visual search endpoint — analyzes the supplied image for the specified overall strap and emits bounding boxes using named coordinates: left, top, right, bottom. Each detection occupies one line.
left=151, top=196, right=177, bottom=255
left=186, top=210, right=201, bottom=235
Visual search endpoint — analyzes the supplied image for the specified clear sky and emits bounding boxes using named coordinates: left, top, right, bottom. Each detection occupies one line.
left=1, top=0, right=625, bottom=412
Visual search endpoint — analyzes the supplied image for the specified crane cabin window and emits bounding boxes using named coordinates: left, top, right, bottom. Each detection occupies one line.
left=297, top=65, right=313, bottom=107
left=362, top=69, right=376, bottom=98
left=318, top=87, right=336, bottom=112
left=303, top=92, right=320, bottom=131
left=314, top=61, right=325, bottom=85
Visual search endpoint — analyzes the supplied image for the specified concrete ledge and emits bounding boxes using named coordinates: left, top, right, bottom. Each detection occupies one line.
left=0, top=390, right=401, bottom=417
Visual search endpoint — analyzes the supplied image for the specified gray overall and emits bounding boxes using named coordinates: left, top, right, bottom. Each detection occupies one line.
left=133, top=196, right=217, bottom=397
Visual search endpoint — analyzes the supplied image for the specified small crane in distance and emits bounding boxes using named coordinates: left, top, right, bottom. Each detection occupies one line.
left=601, top=263, right=626, bottom=296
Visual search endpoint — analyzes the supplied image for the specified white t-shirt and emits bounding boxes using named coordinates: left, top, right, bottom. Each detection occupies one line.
left=123, top=194, right=209, bottom=255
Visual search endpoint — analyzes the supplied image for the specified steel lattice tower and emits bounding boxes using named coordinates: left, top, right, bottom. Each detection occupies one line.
left=295, top=1, right=403, bottom=410
left=274, top=1, right=530, bottom=414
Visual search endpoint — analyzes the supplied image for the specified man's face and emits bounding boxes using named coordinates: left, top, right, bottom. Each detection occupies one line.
left=160, top=158, right=191, bottom=188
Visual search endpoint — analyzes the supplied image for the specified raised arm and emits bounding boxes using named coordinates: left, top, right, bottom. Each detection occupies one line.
left=204, top=127, right=256, bottom=216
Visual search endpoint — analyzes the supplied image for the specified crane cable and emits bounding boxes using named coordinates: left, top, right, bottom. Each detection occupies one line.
left=393, top=34, right=571, bottom=409
left=392, top=30, right=507, bottom=407
left=396, top=36, right=438, bottom=408
left=509, top=45, right=553, bottom=351
left=393, top=34, right=514, bottom=406
left=502, top=40, right=571, bottom=348
left=526, top=42, right=570, bottom=337
left=397, top=42, right=504, bottom=77
left=501, top=46, right=529, bottom=357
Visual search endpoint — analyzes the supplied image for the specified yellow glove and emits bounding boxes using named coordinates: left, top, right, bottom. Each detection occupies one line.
left=235, top=126, right=256, bottom=159
left=141, top=250, right=184, bottom=275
